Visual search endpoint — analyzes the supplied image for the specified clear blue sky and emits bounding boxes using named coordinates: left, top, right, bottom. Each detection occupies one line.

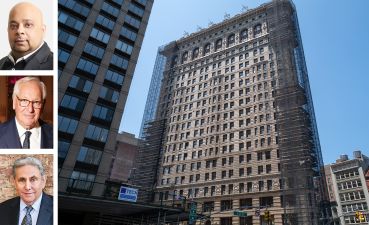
left=120, top=0, right=369, bottom=164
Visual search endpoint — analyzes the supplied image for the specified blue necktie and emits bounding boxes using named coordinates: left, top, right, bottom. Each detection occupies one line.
left=21, top=205, right=32, bottom=225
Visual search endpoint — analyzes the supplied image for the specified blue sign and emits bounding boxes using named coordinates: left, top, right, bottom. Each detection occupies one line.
left=118, top=186, right=138, bottom=202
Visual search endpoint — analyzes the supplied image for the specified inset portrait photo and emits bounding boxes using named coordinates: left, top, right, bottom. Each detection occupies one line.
left=0, top=1, right=54, bottom=70
left=0, top=76, right=53, bottom=149
left=0, top=154, right=53, bottom=225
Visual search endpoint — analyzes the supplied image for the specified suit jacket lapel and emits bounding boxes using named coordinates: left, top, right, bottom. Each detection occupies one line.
left=24, top=43, right=50, bottom=70
left=40, top=121, right=53, bottom=148
left=8, top=118, right=22, bottom=148
left=36, top=194, right=53, bottom=225
left=10, top=197, right=21, bottom=225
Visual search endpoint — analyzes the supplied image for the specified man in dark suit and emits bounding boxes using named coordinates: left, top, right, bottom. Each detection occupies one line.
left=0, top=2, right=53, bottom=70
left=0, top=77, right=53, bottom=148
left=0, top=157, right=53, bottom=225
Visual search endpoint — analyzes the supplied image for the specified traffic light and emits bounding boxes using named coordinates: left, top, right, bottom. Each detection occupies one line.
left=355, top=211, right=360, bottom=222
left=264, top=210, right=270, bottom=221
left=359, top=212, right=365, bottom=222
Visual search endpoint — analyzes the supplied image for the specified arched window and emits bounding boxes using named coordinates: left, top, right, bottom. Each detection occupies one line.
left=203, top=43, right=211, bottom=55
left=254, top=24, right=262, bottom=37
left=181, top=51, right=188, bottom=63
left=215, top=38, right=222, bottom=51
left=240, top=29, right=248, bottom=41
left=227, top=33, right=235, bottom=47
left=192, top=47, right=199, bottom=59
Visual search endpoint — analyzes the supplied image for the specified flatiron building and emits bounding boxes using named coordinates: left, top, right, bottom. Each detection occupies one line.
left=139, top=0, right=329, bottom=224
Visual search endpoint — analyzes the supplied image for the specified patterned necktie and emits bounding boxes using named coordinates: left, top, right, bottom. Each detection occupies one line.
left=22, top=131, right=32, bottom=149
left=21, top=205, right=32, bottom=225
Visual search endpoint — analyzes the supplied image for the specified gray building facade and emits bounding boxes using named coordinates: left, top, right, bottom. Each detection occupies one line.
left=57, top=0, right=153, bottom=224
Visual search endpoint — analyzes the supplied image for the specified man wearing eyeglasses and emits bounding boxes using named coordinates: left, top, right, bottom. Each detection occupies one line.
left=0, top=77, right=53, bottom=148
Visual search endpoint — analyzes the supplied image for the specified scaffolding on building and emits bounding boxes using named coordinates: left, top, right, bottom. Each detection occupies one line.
left=270, top=0, right=331, bottom=224
left=134, top=119, right=167, bottom=203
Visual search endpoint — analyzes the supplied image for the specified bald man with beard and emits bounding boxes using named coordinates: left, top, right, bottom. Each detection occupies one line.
left=0, top=2, right=53, bottom=70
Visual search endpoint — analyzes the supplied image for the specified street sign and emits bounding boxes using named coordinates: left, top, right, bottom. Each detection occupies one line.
left=118, top=186, right=138, bottom=202
left=234, top=210, right=247, bottom=217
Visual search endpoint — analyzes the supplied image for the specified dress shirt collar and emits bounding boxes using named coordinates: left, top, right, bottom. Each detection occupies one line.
left=20, top=192, right=43, bottom=212
left=7, top=41, right=45, bottom=64
left=15, top=118, right=41, bottom=148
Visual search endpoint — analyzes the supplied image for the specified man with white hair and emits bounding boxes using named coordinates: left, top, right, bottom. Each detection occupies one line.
left=0, top=2, right=53, bottom=70
left=0, top=156, right=53, bottom=225
left=0, top=77, right=53, bottom=148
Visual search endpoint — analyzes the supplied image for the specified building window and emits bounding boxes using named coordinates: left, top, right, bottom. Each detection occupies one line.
left=110, top=54, right=129, bottom=69
left=239, top=168, right=244, bottom=177
left=99, top=86, right=119, bottom=102
left=259, top=181, right=264, bottom=191
left=266, top=164, right=272, bottom=173
left=68, top=171, right=95, bottom=191
left=240, top=29, right=248, bottom=41
left=96, top=14, right=115, bottom=30
left=58, top=11, right=84, bottom=31
left=239, top=183, right=244, bottom=193
left=267, top=180, right=272, bottom=190
left=211, top=172, right=216, bottom=180
left=136, top=0, right=147, bottom=6
left=247, top=167, right=252, bottom=176
left=58, top=140, right=71, bottom=159
left=120, top=26, right=137, bottom=41
left=77, top=146, right=102, bottom=165
left=101, top=2, right=119, bottom=17
left=240, top=198, right=252, bottom=209
left=105, top=69, right=124, bottom=85
left=203, top=43, right=210, bottom=55
left=68, top=75, right=93, bottom=93
left=260, top=196, right=273, bottom=207
left=92, top=104, right=114, bottom=122
left=84, top=42, right=105, bottom=59
left=58, top=116, right=78, bottom=134
left=116, top=40, right=134, bottom=55
left=58, top=49, right=70, bottom=63
left=221, top=200, right=233, bottom=211
left=125, top=14, right=141, bottom=28
left=59, top=0, right=90, bottom=17
left=227, top=33, right=235, bottom=47
left=58, top=30, right=77, bottom=46
left=254, top=24, right=262, bottom=37
left=128, top=2, right=145, bottom=17
left=203, top=201, right=214, bottom=212
left=192, top=47, right=199, bottom=59
left=77, top=58, right=99, bottom=74
left=60, top=94, right=86, bottom=112
left=215, top=38, right=222, bottom=51
left=85, top=124, right=109, bottom=142
left=258, top=165, right=263, bottom=174
left=222, top=171, right=226, bottom=179
left=247, top=182, right=253, bottom=192
left=90, top=27, right=110, bottom=44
